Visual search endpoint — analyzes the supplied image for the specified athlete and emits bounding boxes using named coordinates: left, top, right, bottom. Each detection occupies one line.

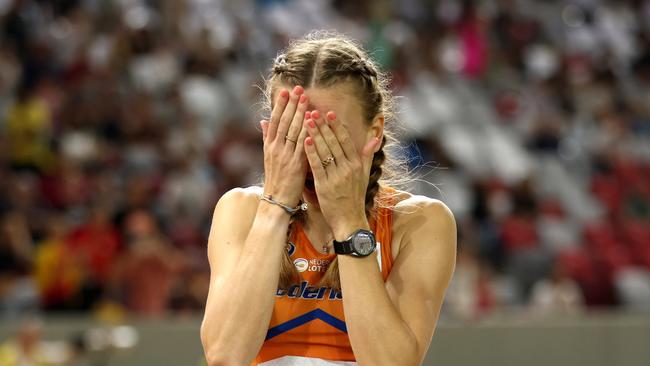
left=200, top=32, right=457, bottom=366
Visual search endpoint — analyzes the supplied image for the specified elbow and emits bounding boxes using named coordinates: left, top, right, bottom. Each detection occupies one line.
left=203, top=345, right=242, bottom=366
left=201, top=326, right=247, bottom=366
left=204, top=351, right=235, bottom=366
left=391, top=330, right=421, bottom=366
left=205, top=351, right=250, bottom=366
left=201, top=324, right=222, bottom=366
left=409, top=333, right=423, bottom=366
left=203, top=352, right=223, bottom=366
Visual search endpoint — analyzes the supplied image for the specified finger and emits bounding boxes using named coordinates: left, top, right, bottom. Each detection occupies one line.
left=260, top=120, right=269, bottom=140
left=305, top=115, right=335, bottom=167
left=316, top=111, right=346, bottom=162
left=276, top=85, right=304, bottom=142
left=284, top=94, right=309, bottom=151
left=292, top=112, right=311, bottom=159
left=305, top=136, right=327, bottom=180
left=326, top=111, right=357, bottom=160
left=268, top=89, right=289, bottom=141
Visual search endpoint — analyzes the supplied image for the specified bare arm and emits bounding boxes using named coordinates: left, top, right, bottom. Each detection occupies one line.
left=300, top=105, right=457, bottom=364
left=200, top=187, right=291, bottom=365
left=335, top=199, right=457, bottom=365
left=201, top=84, right=310, bottom=366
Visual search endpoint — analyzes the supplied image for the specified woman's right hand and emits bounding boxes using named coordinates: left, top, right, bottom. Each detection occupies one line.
left=260, top=85, right=310, bottom=207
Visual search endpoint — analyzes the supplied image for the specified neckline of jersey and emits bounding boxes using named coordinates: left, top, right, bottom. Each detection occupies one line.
left=292, top=217, right=379, bottom=258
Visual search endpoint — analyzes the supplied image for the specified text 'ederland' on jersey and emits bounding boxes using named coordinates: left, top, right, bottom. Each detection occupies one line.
left=276, top=281, right=343, bottom=300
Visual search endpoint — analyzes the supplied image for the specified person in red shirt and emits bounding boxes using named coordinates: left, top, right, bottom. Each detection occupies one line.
left=111, top=210, right=186, bottom=317
left=66, top=205, right=120, bottom=287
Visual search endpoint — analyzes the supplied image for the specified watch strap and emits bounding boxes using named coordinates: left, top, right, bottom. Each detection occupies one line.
left=333, top=229, right=376, bottom=256
left=333, top=239, right=354, bottom=255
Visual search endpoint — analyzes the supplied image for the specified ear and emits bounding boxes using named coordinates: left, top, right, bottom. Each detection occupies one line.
left=367, top=113, right=384, bottom=153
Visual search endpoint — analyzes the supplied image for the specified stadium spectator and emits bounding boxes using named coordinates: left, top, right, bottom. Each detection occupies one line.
left=0, top=0, right=648, bottom=317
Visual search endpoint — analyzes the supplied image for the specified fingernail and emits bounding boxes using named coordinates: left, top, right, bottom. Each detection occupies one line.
left=308, top=120, right=315, bottom=129
left=306, top=137, right=313, bottom=146
left=327, top=111, right=336, bottom=120
left=293, top=85, right=304, bottom=94
left=299, top=95, right=307, bottom=103
left=305, top=111, right=311, bottom=118
left=312, top=111, right=320, bottom=119
left=280, top=89, right=289, bottom=98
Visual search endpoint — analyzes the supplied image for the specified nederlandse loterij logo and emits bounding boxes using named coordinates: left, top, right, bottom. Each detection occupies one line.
left=307, top=258, right=330, bottom=272
left=293, top=258, right=308, bottom=272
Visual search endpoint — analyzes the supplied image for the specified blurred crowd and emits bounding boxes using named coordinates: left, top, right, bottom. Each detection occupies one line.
left=0, top=0, right=649, bottom=323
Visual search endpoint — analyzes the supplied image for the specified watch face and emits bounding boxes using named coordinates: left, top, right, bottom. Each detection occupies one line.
left=352, top=230, right=376, bottom=256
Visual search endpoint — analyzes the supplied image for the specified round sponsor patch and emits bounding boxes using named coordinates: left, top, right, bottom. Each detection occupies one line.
left=286, top=242, right=295, bottom=256
left=293, top=258, right=308, bottom=272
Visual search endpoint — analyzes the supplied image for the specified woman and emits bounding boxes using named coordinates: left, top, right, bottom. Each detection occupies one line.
left=200, top=32, right=457, bottom=366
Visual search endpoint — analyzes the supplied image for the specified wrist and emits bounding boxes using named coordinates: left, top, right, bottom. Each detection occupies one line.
left=332, top=217, right=370, bottom=242
left=254, top=203, right=292, bottom=248
left=259, top=192, right=307, bottom=215
left=257, top=200, right=293, bottom=221
left=262, top=185, right=300, bottom=207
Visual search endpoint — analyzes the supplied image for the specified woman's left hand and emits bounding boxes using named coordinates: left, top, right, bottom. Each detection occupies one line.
left=303, top=110, right=381, bottom=241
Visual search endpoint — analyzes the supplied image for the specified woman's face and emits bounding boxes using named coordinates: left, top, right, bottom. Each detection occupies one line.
left=305, top=83, right=374, bottom=157
left=272, top=82, right=384, bottom=206
left=303, top=83, right=383, bottom=205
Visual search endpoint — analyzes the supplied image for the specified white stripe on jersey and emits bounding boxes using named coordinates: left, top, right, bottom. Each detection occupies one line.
left=376, top=241, right=382, bottom=272
left=258, top=356, right=357, bottom=365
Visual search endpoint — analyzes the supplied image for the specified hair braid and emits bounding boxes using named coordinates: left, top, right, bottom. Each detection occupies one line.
left=365, top=136, right=387, bottom=216
left=277, top=221, right=299, bottom=289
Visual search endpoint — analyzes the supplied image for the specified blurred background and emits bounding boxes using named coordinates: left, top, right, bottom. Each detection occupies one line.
left=0, top=0, right=649, bottom=365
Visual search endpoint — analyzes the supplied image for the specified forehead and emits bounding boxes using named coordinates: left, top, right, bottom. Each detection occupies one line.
left=274, top=82, right=364, bottom=125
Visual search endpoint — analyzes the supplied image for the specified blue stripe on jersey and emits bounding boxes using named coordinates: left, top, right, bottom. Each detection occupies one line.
left=265, top=308, right=347, bottom=340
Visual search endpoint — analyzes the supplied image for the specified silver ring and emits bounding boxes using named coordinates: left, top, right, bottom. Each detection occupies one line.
left=285, top=135, right=297, bottom=144
left=321, top=155, right=335, bottom=168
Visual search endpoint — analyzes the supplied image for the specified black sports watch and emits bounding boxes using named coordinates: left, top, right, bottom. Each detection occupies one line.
left=333, top=229, right=376, bottom=257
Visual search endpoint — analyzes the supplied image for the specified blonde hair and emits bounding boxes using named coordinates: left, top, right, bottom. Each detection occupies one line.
left=263, top=31, right=408, bottom=291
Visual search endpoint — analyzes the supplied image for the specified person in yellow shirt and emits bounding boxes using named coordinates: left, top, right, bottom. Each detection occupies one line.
left=5, top=84, right=53, bottom=172
left=0, top=320, right=49, bottom=366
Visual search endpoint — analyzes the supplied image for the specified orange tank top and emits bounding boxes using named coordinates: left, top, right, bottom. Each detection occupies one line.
left=252, top=204, right=395, bottom=365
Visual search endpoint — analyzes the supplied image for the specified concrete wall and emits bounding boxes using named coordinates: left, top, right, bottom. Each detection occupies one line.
left=1, top=313, right=649, bottom=366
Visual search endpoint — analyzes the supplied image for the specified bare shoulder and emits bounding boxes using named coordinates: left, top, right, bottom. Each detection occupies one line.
left=391, top=189, right=455, bottom=229
left=213, top=185, right=263, bottom=214
left=388, top=189, right=456, bottom=254
left=208, top=185, right=264, bottom=243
